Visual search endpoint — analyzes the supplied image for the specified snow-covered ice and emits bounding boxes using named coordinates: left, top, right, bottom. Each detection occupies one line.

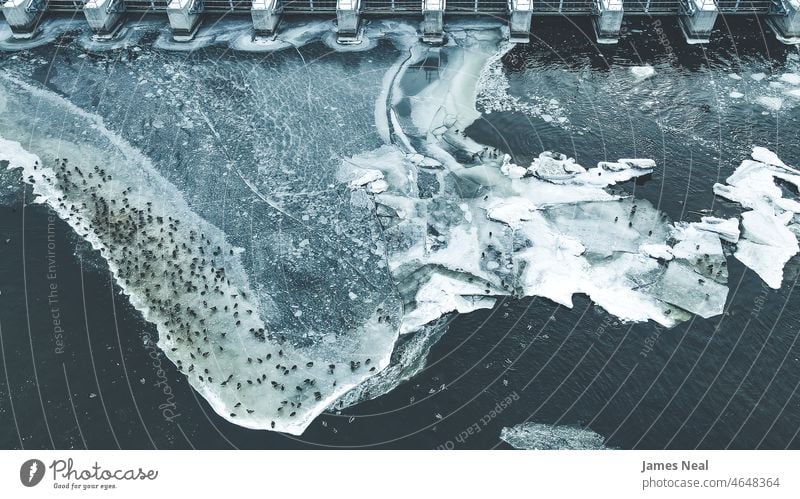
left=712, top=148, right=800, bottom=289
left=500, top=423, right=607, bottom=449
left=2, top=20, right=798, bottom=435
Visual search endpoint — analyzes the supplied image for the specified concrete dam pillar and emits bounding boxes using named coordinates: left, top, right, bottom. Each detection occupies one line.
left=768, top=0, right=800, bottom=43
left=593, top=0, right=623, bottom=44
left=422, top=0, right=444, bottom=44
left=508, top=0, right=533, bottom=43
left=167, top=0, right=203, bottom=41
left=83, top=0, right=124, bottom=38
left=336, top=0, right=361, bottom=43
left=251, top=0, right=281, bottom=36
left=1, top=0, right=45, bottom=39
left=678, top=0, right=717, bottom=44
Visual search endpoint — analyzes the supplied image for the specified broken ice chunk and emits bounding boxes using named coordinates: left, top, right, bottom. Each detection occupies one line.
left=641, top=244, right=674, bottom=261
left=349, top=169, right=384, bottom=188
left=401, top=272, right=498, bottom=334
left=691, top=216, right=740, bottom=243
left=668, top=222, right=729, bottom=287
left=711, top=147, right=800, bottom=289
left=484, top=197, right=538, bottom=227
left=751, top=146, right=788, bottom=168
left=671, top=223, right=725, bottom=265
left=578, top=158, right=654, bottom=187
left=734, top=210, right=799, bottom=289
left=713, top=161, right=784, bottom=211
left=368, top=179, right=389, bottom=194
left=630, top=65, right=656, bottom=81
left=779, top=73, right=800, bottom=86
left=740, top=210, right=796, bottom=248
left=499, top=155, right=528, bottom=179
left=735, top=239, right=795, bottom=289
left=757, top=96, right=783, bottom=111
left=500, top=422, right=607, bottom=450
left=651, top=262, right=727, bottom=319
left=544, top=199, right=668, bottom=258
left=528, top=152, right=585, bottom=182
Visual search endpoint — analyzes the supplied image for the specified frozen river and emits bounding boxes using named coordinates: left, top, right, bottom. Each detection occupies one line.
left=0, top=16, right=799, bottom=448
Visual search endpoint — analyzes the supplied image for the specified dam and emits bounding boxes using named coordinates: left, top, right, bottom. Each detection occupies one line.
left=2, top=0, right=799, bottom=47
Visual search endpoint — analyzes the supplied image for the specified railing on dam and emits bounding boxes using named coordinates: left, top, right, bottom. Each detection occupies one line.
left=443, top=0, right=507, bottom=13
left=3, top=0, right=798, bottom=47
left=34, top=0, right=783, bottom=14
left=625, top=0, right=679, bottom=14
left=202, top=0, right=251, bottom=12
left=716, top=0, right=774, bottom=13
left=284, top=0, right=337, bottom=12
left=358, top=0, right=425, bottom=12
left=47, top=0, right=87, bottom=11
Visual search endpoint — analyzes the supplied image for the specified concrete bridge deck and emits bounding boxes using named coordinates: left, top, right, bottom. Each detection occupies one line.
left=3, top=0, right=799, bottom=46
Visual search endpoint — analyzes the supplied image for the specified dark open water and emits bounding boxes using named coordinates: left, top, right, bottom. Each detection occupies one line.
left=1, top=16, right=799, bottom=449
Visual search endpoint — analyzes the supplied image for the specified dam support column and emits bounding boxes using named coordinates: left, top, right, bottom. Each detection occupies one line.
left=422, top=0, right=444, bottom=44
left=768, top=0, right=800, bottom=44
left=1, top=0, right=45, bottom=39
left=167, top=0, right=203, bottom=41
left=678, top=0, right=717, bottom=44
left=508, top=0, right=533, bottom=43
left=593, top=0, right=623, bottom=44
left=251, top=0, right=281, bottom=36
left=336, top=0, right=361, bottom=43
left=83, top=0, right=124, bottom=39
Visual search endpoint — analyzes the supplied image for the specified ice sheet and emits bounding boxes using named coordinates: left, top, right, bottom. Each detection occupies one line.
left=0, top=39, right=407, bottom=434
left=1, top=128, right=396, bottom=436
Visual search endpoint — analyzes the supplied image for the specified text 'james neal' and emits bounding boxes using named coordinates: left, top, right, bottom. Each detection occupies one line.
left=641, top=460, right=709, bottom=473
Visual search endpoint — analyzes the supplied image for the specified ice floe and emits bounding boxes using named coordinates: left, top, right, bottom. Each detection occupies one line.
left=722, top=60, right=800, bottom=113
left=500, top=423, right=607, bottom=450
left=713, top=148, right=800, bottom=289
left=346, top=140, right=740, bottom=326
left=0, top=74, right=401, bottom=436
left=630, top=65, right=656, bottom=81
